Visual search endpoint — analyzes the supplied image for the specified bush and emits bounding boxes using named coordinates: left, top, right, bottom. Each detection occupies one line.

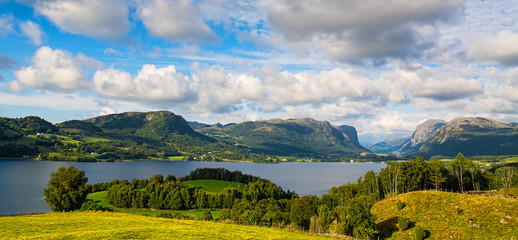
left=397, top=200, right=405, bottom=210
left=414, top=225, right=427, bottom=240
left=80, top=200, right=113, bottom=212
left=398, top=217, right=410, bottom=231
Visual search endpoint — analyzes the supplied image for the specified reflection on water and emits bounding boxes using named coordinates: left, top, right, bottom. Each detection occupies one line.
left=0, top=160, right=385, bottom=215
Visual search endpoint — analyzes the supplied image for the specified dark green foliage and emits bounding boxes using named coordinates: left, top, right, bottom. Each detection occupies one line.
left=290, top=195, right=318, bottom=230
left=182, top=168, right=261, bottom=184
left=200, top=209, right=213, bottom=221
left=337, top=195, right=377, bottom=238
left=80, top=199, right=113, bottom=212
left=43, top=166, right=88, bottom=212
left=414, top=225, right=427, bottom=240
left=397, top=200, right=404, bottom=210
left=0, top=116, right=59, bottom=135
left=398, top=217, right=411, bottom=231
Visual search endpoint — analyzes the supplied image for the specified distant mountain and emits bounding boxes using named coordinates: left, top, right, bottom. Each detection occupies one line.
left=195, top=118, right=369, bottom=157
left=417, top=117, right=518, bottom=157
left=367, top=137, right=410, bottom=155
left=369, top=117, right=518, bottom=158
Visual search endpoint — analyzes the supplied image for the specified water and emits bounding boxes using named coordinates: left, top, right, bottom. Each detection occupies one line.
left=0, top=160, right=385, bottom=216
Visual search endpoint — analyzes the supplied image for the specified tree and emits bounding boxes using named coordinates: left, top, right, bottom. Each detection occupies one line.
left=43, top=166, right=88, bottom=212
left=429, top=160, right=447, bottom=190
left=496, top=166, right=516, bottom=189
left=290, top=195, right=318, bottom=230
left=450, top=153, right=468, bottom=193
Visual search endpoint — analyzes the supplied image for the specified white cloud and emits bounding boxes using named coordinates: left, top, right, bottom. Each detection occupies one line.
left=34, top=0, right=130, bottom=40
left=380, top=63, right=483, bottom=101
left=0, top=13, right=14, bottom=34
left=136, top=0, right=217, bottom=43
left=93, top=64, right=196, bottom=104
left=20, top=21, right=45, bottom=45
left=191, top=65, right=266, bottom=112
left=260, top=66, right=383, bottom=111
left=9, top=46, right=100, bottom=92
left=468, top=30, right=518, bottom=66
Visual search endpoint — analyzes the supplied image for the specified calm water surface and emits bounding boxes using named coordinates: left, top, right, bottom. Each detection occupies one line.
left=0, top=160, right=385, bottom=215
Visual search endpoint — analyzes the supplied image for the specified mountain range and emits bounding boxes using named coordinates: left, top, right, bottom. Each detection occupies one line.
left=1, top=111, right=518, bottom=160
left=368, top=117, right=518, bottom=158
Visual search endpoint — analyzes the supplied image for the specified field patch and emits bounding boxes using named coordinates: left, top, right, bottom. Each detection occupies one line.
left=183, top=179, right=245, bottom=193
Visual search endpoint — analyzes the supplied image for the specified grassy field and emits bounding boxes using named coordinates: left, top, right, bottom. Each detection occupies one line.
left=372, top=191, right=518, bottom=239
left=87, top=191, right=221, bottom=218
left=0, top=211, right=336, bottom=240
left=183, top=179, right=245, bottom=193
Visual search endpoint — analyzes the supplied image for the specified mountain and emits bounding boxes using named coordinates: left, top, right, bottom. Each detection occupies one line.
left=86, top=111, right=211, bottom=141
left=369, top=117, right=518, bottom=158
left=417, top=117, right=518, bottom=157
left=367, top=137, right=410, bottom=155
left=367, top=119, right=446, bottom=157
left=196, top=118, right=369, bottom=157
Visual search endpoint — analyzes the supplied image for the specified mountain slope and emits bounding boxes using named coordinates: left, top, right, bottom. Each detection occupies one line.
left=197, top=118, right=368, bottom=157
left=369, top=117, right=518, bottom=158
left=417, top=117, right=518, bottom=157
left=368, top=119, right=446, bottom=157
left=85, top=111, right=212, bottom=142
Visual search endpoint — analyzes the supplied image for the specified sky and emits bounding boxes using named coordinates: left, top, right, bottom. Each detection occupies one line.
left=0, top=0, right=517, bottom=144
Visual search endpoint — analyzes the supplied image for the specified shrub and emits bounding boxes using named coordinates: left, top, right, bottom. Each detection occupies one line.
left=398, top=217, right=411, bottom=231
left=414, top=225, right=427, bottom=240
left=80, top=200, right=113, bottom=212
left=397, top=200, right=405, bottom=210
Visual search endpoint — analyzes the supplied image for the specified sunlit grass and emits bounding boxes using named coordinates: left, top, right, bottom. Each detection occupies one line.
left=183, top=179, right=245, bottom=193
left=0, top=212, right=334, bottom=239
left=372, top=191, right=518, bottom=239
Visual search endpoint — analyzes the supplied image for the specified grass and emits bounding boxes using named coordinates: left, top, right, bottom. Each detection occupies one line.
left=0, top=211, right=335, bottom=240
left=81, top=137, right=111, bottom=143
left=167, top=156, right=185, bottom=160
left=372, top=191, right=518, bottom=239
left=183, top=179, right=245, bottom=193
left=87, top=191, right=221, bottom=218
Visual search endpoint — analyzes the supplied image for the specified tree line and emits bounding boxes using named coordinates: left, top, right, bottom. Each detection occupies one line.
left=44, top=155, right=518, bottom=239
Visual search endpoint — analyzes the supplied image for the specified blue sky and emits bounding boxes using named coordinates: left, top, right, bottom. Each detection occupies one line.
left=1, top=0, right=517, bottom=144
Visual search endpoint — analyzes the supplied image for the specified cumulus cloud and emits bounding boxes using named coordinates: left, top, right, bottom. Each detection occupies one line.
left=264, top=0, right=463, bottom=64
left=380, top=63, right=484, bottom=101
left=259, top=66, right=383, bottom=111
left=0, top=13, right=14, bottom=34
left=34, top=0, right=130, bottom=40
left=468, top=30, right=518, bottom=66
left=136, top=0, right=217, bottom=43
left=191, top=64, right=266, bottom=113
left=93, top=64, right=196, bottom=104
left=9, top=46, right=100, bottom=92
left=20, top=20, right=45, bottom=45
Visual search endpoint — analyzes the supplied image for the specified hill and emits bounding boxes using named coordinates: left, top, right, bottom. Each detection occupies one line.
left=372, top=191, right=518, bottom=239
left=369, top=117, right=518, bottom=158
left=0, top=211, right=334, bottom=240
left=196, top=118, right=369, bottom=157
left=85, top=111, right=211, bottom=141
